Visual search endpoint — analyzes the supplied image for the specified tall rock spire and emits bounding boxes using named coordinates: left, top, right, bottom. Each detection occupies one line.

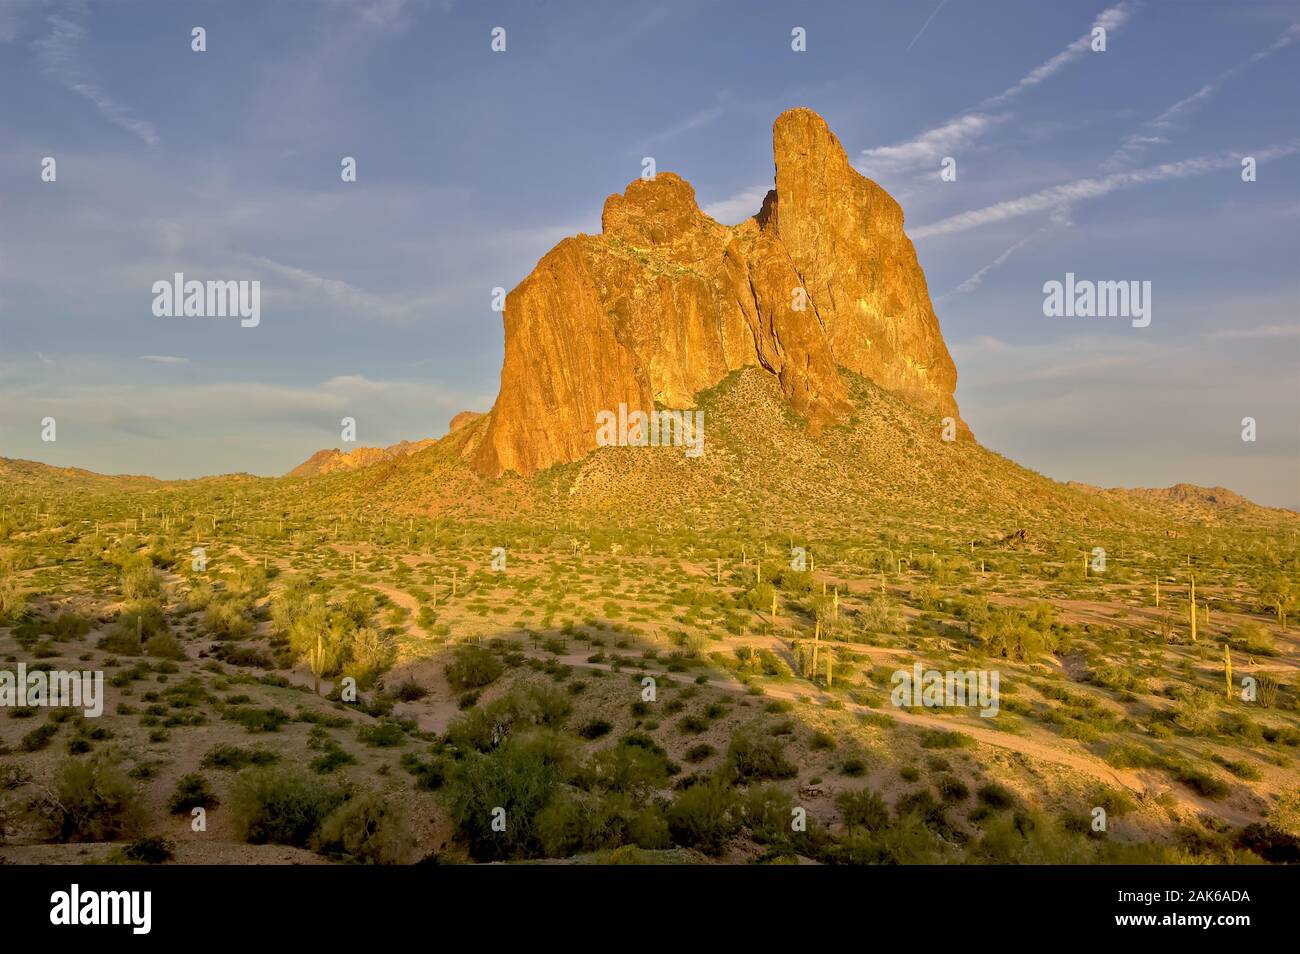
left=472, top=108, right=966, bottom=477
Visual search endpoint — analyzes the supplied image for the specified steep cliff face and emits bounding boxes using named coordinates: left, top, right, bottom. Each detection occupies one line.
left=472, top=107, right=965, bottom=477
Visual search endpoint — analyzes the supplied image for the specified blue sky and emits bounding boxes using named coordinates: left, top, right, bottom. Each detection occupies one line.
left=0, top=0, right=1297, bottom=507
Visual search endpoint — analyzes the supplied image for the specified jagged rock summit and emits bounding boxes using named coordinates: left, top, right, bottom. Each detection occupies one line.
left=470, top=107, right=965, bottom=476
left=287, top=439, right=436, bottom=478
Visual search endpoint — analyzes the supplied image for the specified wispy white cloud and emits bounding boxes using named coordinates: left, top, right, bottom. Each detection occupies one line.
left=856, top=4, right=1135, bottom=180
left=857, top=114, right=1008, bottom=180
left=952, top=327, right=1299, bottom=508
left=644, top=93, right=731, bottom=147
left=911, top=139, right=1300, bottom=239
left=701, top=185, right=769, bottom=225
left=140, top=355, right=191, bottom=365
left=353, top=0, right=412, bottom=29
left=33, top=12, right=159, bottom=145
left=938, top=206, right=1074, bottom=302
left=0, top=361, right=488, bottom=477
left=1103, top=23, right=1300, bottom=170
left=1202, top=323, right=1300, bottom=341
left=980, top=2, right=1136, bottom=108
left=241, top=253, right=467, bottom=325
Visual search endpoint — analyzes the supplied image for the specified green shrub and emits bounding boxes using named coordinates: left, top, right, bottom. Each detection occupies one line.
left=28, top=757, right=144, bottom=843
left=1090, top=786, right=1135, bottom=817
left=445, top=686, right=571, bottom=753
left=114, top=837, right=175, bottom=864
left=311, top=744, right=357, bottom=774
left=837, top=788, right=890, bottom=832
left=741, top=785, right=796, bottom=845
left=976, top=782, right=1016, bottom=809
left=314, top=794, right=409, bottom=864
left=444, top=730, right=571, bottom=861
left=1169, top=762, right=1230, bottom=800
left=1104, top=743, right=1162, bottom=770
left=584, top=738, right=670, bottom=798
left=46, top=613, right=92, bottom=640
left=577, top=718, right=612, bottom=740
left=936, top=774, right=970, bottom=802
left=443, top=645, right=503, bottom=691
left=223, top=706, right=292, bottom=733
left=666, top=776, right=740, bottom=855
left=400, top=752, right=446, bottom=790
left=120, top=557, right=161, bottom=600
left=535, top=791, right=668, bottom=857
left=684, top=743, right=715, bottom=763
left=833, top=812, right=948, bottom=864
left=143, top=631, right=187, bottom=660
left=919, top=730, right=973, bottom=749
left=726, top=727, right=796, bottom=782
left=168, top=773, right=218, bottom=813
left=213, top=643, right=274, bottom=668
left=976, top=811, right=1093, bottom=864
left=0, top=575, right=26, bottom=623
left=393, top=680, right=428, bottom=702
left=19, top=721, right=59, bottom=752
left=204, top=598, right=255, bottom=640
left=357, top=721, right=407, bottom=747
left=202, top=744, right=279, bottom=770
left=229, top=767, right=345, bottom=847
left=99, top=602, right=169, bottom=655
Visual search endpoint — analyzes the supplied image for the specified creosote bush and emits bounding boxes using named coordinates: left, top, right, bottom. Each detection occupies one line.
left=229, top=766, right=346, bottom=848
left=29, top=756, right=145, bottom=843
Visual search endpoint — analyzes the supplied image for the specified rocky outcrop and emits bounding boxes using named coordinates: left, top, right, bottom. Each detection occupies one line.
left=472, top=107, right=965, bottom=477
left=448, top=411, right=484, bottom=434
left=287, top=439, right=435, bottom=478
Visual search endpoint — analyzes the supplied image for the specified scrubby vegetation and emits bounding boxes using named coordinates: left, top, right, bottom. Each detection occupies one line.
left=1, top=418, right=1297, bottom=866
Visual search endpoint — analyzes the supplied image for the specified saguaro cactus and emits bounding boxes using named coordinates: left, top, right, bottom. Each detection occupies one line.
left=1223, top=643, right=1232, bottom=700
left=1188, top=575, right=1198, bottom=643
left=310, top=633, right=325, bottom=695
left=811, top=620, right=820, bottom=678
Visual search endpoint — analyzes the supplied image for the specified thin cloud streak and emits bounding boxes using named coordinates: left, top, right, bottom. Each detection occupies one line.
left=857, top=3, right=1134, bottom=179
left=911, top=140, right=1300, bottom=239
left=858, top=114, right=1008, bottom=179
left=905, top=0, right=948, bottom=54
left=32, top=12, right=160, bottom=145
left=979, top=2, right=1135, bottom=109
left=1103, top=23, right=1300, bottom=170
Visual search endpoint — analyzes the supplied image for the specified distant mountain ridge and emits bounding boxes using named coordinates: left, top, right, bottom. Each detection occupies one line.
left=286, top=439, right=438, bottom=478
